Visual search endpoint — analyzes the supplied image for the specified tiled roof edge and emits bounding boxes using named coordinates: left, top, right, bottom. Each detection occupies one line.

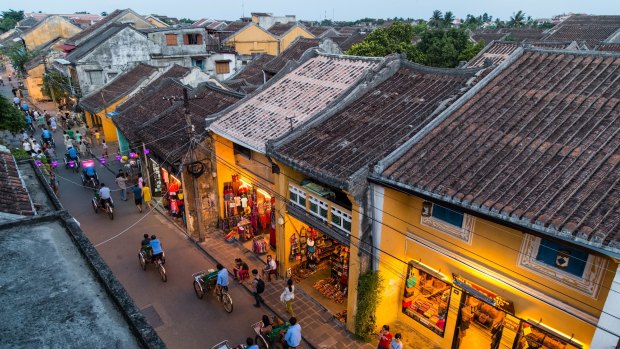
left=464, top=40, right=517, bottom=68
left=13, top=157, right=36, bottom=215
left=524, top=46, right=620, bottom=57
left=373, top=47, right=525, bottom=176
left=369, top=174, right=620, bottom=258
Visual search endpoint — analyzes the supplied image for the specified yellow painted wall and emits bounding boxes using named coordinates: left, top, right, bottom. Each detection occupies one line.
left=147, top=17, right=168, bottom=28
left=279, top=26, right=315, bottom=52
left=117, top=13, right=154, bottom=30
left=88, top=97, right=127, bottom=142
left=375, top=187, right=617, bottom=348
left=24, top=64, right=46, bottom=101
left=22, top=16, right=82, bottom=50
left=224, top=25, right=279, bottom=55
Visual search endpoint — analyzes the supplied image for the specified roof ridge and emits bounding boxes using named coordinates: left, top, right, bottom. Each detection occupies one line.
left=524, top=46, right=620, bottom=57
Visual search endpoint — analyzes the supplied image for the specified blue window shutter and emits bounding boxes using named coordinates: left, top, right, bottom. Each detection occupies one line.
left=535, top=239, right=587, bottom=277
left=431, top=204, right=464, bottom=228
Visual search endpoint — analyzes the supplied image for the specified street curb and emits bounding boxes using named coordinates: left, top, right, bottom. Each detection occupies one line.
left=150, top=204, right=337, bottom=349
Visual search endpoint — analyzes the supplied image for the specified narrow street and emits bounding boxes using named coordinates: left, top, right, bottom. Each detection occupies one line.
left=0, top=78, right=274, bottom=349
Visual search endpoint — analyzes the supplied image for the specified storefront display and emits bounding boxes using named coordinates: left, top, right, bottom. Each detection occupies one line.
left=220, top=174, right=275, bottom=252
left=516, top=322, right=582, bottom=349
left=401, top=261, right=452, bottom=336
left=159, top=167, right=185, bottom=226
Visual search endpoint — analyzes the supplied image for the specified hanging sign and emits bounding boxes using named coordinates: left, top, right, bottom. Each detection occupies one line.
left=453, top=274, right=515, bottom=314
left=151, top=158, right=162, bottom=195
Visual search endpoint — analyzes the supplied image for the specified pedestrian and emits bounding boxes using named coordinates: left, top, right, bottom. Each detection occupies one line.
left=32, top=140, right=41, bottom=153
left=0, top=77, right=4, bottom=86
left=132, top=185, right=143, bottom=213
left=142, top=183, right=152, bottom=209
left=137, top=173, right=143, bottom=188
left=245, top=337, right=259, bottom=349
left=12, top=88, right=17, bottom=97
left=115, top=170, right=128, bottom=201
left=66, top=128, right=74, bottom=140
left=280, top=278, right=295, bottom=316
left=78, top=141, right=87, bottom=157
left=94, top=129, right=101, bottom=145
left=75, top=130, right=82, bottom=143
left=282, top=317, right=302, bottom=349
left=49, top=171, right=59, bottom=197
left=49, top=115, right=57, bottom=132
left=378, top=325, right=393, bottom=349
left=45, top=145, right=56, bottom=160
left=251, top=269, right=265, bottom=307
left=63, top=132, right=73, bottom=149
left=389, top=333, right=403, bottom=349
left=232, top=258, right=250, bottom=283
left=102, top=140, right=108, bottom=157
left=22, top=139, right=32, bottom=154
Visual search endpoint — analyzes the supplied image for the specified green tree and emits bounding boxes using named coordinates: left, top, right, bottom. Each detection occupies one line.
left=347, top=21, right=421, bottom=60
left=418, top=28, right=482, bottom=67
left=179, top=18, right=195, bottom=24
left=429, top=10, right=443, bottom=28
left=0, top=9, right=24, bottom=32
left=443, top=11, right=455, bottom=27
left=101, top=11, right=108, bottom=16
left=354, top=271, right=383, bottom=342
left=509, top=10, right=526, bottom=27
left=42, top=70, right=70, bottom=103
left=0, top=95, right=26, bottom=134
left=1, top=42, right=38, bottom=76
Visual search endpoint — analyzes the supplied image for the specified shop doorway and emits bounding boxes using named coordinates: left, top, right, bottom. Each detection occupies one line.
left=289, top=226, right=350, bottom=324
left=454, top=294, right=511, bottom=349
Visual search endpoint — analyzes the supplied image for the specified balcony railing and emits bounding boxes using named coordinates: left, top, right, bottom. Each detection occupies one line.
left=288, top=183, right=352, bottom=234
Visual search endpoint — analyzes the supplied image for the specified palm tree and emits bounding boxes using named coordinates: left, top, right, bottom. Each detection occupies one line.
left=430, top=10, right=443, bottom=28
left=443, top=11, right=455, bottom=27
left=509, top=10, right=526, bottom=27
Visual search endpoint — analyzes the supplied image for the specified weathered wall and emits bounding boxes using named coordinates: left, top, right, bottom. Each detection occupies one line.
left=22, top=16, right=82, bottom=50
left=205, top=53, right=237, bottom=80
left=147, top=28, right=207, bottom=57
left=24, top=64, right=46, bottom=101
left=279, top=26, right=315, bottom=52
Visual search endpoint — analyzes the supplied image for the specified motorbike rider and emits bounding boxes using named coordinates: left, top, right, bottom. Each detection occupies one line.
left=66, top=146, right=78, bottom=162
left=149, top=235, right=164, bottom=264
left=98, top=183, right=112, bottom=208
left=214, top=263, right=229, bottom=297
left=83, top=165, right=97, bottom=183
left=41, top=127, right=52, bottom=145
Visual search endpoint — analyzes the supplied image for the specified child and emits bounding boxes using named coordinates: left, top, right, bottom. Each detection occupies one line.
left=102, top=140, right=108, bottom=157
left=78, top=141, right=87, bottom=157
left=94, top=129, right=101, bottom=145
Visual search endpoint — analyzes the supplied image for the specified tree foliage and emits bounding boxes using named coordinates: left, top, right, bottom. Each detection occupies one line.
left=42, top=70, right=70, bottom=102
left=0, top=9, right=24, bottom=32
left=347, top=21, right=484, bottom=68
left=0, top=95, right=26, bottom=134
left=179, top=18, right=195, bottom=24
left=1, top=42, right=38, bottom=76
left=509, top=10, right=526, bottom=27
left=355, top=271, right=384, bottom=342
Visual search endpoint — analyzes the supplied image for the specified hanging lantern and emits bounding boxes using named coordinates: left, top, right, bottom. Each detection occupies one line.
left=99, top=157, right=106, bottom=165
left=35, top=160, right=42, bottom=167
left=122, top=155, right=128, bottom=162
left=143, top=148, right=150, bottom=155
left=51, top=160, right=58, bottom=168
left=115, top=154, right=122, bottom=161
left=129, top=152, right=137, bottom=159
left=68, top=160, right=75, bottom=168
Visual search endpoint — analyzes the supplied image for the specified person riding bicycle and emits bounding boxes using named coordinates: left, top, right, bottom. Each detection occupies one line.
left=41, top=128, right=52, bottom=144
left=149, top=235, right=164, bottom=264
left=98, top=183, right=112, bottom=208
left=214, top=263, right=229, bottom=297
left=66, top=146, right=78, bottom=162
left=140, top=233, right=152, bottom=258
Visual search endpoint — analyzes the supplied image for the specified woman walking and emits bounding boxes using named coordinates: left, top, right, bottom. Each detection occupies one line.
left=280, top=278, right=295, bottom=316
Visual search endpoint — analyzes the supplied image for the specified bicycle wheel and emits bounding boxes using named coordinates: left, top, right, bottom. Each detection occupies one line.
left=222, top=293, right=233, bottom=313
left=107, top=205, right=114, bottom=220
left=138, top=253, right=146, bottom=270
left=159, top=264, right=167, bottom=282
left=255, top=334, right=269, bottom=349
left=193, top=281, right=204, bottom=299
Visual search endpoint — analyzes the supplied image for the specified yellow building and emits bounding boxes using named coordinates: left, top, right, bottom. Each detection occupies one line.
left=79, top=63, right=160, bottom=142
left=267, top=23, right=315, bottom=53
left=20, top=15, right=82, bottom=51
left=367, top=48, right=620, bottom=349
left=23, top=57, right=48, bottom=102
left=145, top=15, right=169, bottom=28
left=221, top=22, right=279, bottom=56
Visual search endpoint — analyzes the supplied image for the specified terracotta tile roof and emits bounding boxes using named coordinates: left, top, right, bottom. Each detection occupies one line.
left=268, top=22, right=295, bottom=37
left=542, top=15, right=620, bottom=48
left=465, top=41, right=519, bottom=68
left=337, top=32, right=367, bottom=51
left=79, top=63, right=159, bottom=113
left=337, top=27, right=361, bottom=36
left=503, top=28, right=545, bottom=42
left=307, top=26, right=332, bottom=37
left=114, top=78, right=188, bottom=142
left=271, top=61, right=482, bottom=188
left=378, top=49, right=620, bottom=252
left=263, top=38, right=319, bottom=74
left=116, top=65, right=191, bottom=113
left=65, top=9, right=124, bottom=45
left=522, top=40, right=580, bottom=50
left=211, top=52, right=384, bottom=153
left=225, top=53, right=275, bottom=89
left=595, top=43, right=620, bottom=52
left=0, top=151, right=34, bottom=216
left=219, top=22, right=250, bottom=41
left=65, top=23, right=131, bottom=63
left=471, top=30, right=507, bottom=44
left=139, top=84, right=242, bottom=163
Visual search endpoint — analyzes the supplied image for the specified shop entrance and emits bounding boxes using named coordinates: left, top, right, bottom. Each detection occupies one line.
left=289, top=224, right=350, bottom=324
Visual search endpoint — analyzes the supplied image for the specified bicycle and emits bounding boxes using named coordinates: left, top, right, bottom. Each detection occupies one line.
left=192, top=270, right=234, bottom=313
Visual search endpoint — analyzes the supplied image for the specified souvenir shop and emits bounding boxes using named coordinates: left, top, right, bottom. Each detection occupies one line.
left=158, top=162, right=185, bottom=225
left=220, top=174, right=275, bottom=256
left=287, top=217, right=350, bottom=323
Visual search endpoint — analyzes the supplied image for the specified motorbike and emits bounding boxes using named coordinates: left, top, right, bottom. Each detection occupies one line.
left=92, top=192, right=114, bottom=220
left=41, top=135, right=55, bottom=148
left=64, top=153, right=80, bottom=173
left=139, top=249, right=167, bottom=282
left=192, top=270, right=233, bottom=313
left=80, top=160, right=99, bottom=189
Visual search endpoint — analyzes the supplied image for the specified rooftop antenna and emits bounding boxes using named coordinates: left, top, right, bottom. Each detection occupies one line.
left=285, top=115, right=296, bottom=131
left=242, top=0, right=245, bottom=18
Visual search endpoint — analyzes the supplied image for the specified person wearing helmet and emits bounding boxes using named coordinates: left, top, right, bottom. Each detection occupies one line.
left=149, top=235, right=164, bottom=263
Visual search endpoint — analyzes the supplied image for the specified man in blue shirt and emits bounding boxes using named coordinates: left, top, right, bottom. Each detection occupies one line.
left=67, top=146, right=78, bottom=160
left=149, top=235, right=164, bottom=263
left=83, top=166, right=97, bottom=181
left=215, top=263, right=229, bottom=297
left=283, top=317, right=301, bottom=349
left=21, top=103, right=29, bottom=112
left=41, top=128, right=52, bottom=143
left=244, top=338, right=259, bottom=349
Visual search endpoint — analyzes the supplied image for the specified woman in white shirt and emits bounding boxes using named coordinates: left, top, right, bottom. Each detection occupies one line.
left=280, top=278, right=295, bottom=316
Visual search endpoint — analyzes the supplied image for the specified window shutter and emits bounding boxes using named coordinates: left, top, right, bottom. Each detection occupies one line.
left=197, top=34, right=203, bottom=45
left=165, top=34, right=177, bottom=46
left=183, top=34, right=189, bottom=45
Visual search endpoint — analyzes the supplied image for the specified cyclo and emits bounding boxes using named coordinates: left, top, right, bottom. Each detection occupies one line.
left=192, top=269, right=233, bottom=313
left=138, top=247, right=167, bottom=282
left=80, top=159, right=99, bottom=189
left=92, top=190, right=114, bottom=220
left=251, top=318, right=290, bottom=349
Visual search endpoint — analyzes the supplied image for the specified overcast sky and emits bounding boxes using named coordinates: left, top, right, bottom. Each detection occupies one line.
left=11, top=0, right=620, bottom=22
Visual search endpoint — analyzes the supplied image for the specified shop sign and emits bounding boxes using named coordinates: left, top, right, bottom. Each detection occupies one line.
left=453, top=274, right=515, bottom=314
left=151, top=158, right=162, bottom=195
left=503, top=315, right=520, bottom=332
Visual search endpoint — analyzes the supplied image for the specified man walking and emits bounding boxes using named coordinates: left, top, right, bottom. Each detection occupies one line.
left=132, top=184, right=143, bottom=213
left=251, top=269, right=265, bottom=307
left=115, top=170, right=128, bottom=201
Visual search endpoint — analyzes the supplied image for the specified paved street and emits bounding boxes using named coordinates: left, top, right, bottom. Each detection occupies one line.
left=0, top=77, right=280, bottom=349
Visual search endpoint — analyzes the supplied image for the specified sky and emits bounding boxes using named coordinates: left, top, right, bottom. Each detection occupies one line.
left=9, top=0, right=620, bottom=22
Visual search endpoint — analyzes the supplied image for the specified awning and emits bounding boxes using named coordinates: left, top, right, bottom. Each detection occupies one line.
left=58, top=43, right=76, bottom=52
left=54, top=58, right=71, bottom=65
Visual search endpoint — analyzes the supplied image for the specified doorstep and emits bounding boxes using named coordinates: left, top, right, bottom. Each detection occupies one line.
left=154, top=207, right=373, bottom=349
